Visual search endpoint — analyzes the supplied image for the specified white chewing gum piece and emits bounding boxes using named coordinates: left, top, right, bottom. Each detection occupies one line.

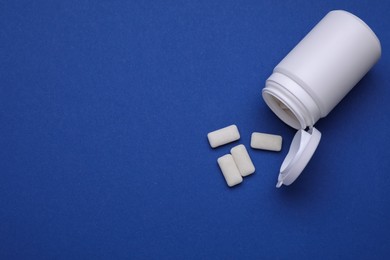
left=207, top=125, right=240, bottom=148
left=251, top=132, right=282, bottom=151
left=217, top=154, right=243, bottom=187
left=231, top=144, right=255, bottom=177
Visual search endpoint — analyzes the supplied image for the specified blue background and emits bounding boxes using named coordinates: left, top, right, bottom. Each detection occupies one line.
left=1, top=0, right=390, bottom=259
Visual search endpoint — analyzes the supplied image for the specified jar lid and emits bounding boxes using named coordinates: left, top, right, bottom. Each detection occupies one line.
left=276, top=127, right=321, bottom=187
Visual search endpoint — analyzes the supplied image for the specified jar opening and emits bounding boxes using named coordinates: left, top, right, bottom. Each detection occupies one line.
left=263, top=92, right=302, bottom=129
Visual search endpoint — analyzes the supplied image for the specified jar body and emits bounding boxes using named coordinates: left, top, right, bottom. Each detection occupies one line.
left=263, top=10, right=381, bottom=129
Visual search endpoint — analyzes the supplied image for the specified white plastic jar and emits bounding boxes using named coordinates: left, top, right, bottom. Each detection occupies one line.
left=262, top=10, right=381, bottom=187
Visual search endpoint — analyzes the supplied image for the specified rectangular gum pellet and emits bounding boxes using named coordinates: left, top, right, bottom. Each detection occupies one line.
left=207, top=125, right=240, bottom=148
left=217, top=154, right=243, bottom=187
left=230, top=144, right=255, bottom=177
left=251, top=132, right=282, bottom=151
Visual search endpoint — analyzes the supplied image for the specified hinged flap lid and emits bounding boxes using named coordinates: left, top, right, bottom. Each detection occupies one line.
left=276, top=127, right=321, bottom=188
